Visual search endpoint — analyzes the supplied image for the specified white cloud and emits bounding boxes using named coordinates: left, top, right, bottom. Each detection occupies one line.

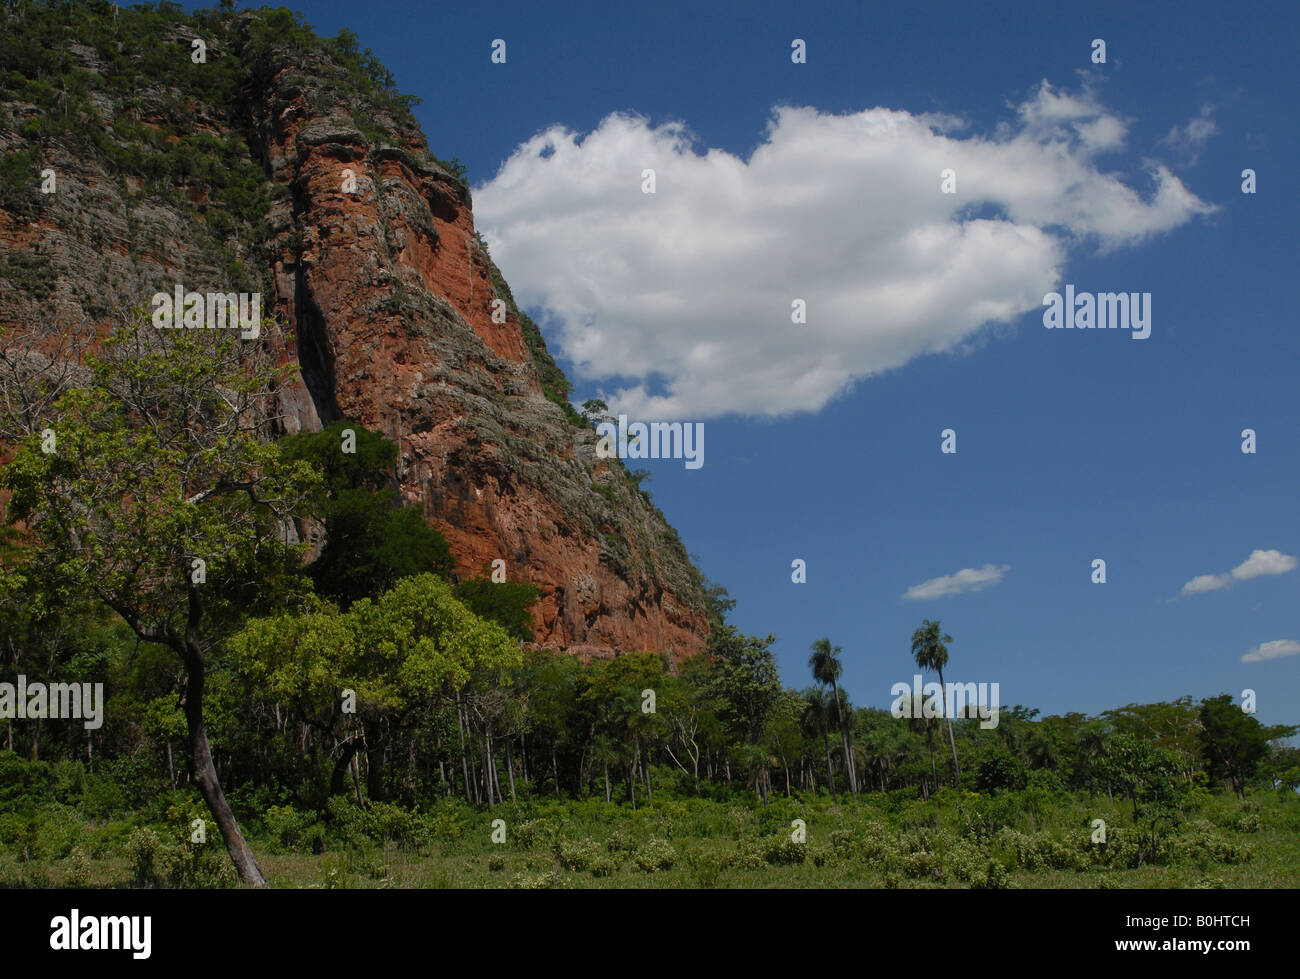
left=1180, top=548, right=1297, bottom=596
left=1181, top=573, right=1230, bottom=595
left=903, top=563, right=1009, bottom=600
left=475, top=81, right=1216, bottom=420
left=1161, top=105, right=1217, bottom=163
left=1231, top=548, right=1297, bottom=581
left=1242, top=639, right=1300, bottom=663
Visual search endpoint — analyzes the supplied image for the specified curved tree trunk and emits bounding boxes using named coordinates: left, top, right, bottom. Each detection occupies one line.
left=182, top=629, right=266, bottom=888
left=330, top=734, right=364, bottom=796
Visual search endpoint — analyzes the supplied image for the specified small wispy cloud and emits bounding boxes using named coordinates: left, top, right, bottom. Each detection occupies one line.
left=1160, top=104, right=1217, bottom=164
left=1242, top=639, right=1300, bottom=663
left=1178, top=548, right=1297, bottom=597
left=903, top=563, right=1009, bottom=600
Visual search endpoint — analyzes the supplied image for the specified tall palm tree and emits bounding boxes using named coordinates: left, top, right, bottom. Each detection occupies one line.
left=800, top=688, right=837, bottom=795
left=809, top=638, right=857, bottom=798
left=910, top=620, right=960, bottom=784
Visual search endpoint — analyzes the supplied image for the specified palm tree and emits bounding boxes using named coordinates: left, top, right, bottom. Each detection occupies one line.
left=800, top=688, right=837, bottom=795
left=809, top=638, right=857, bottom=798
left=910, top=620, right=960, bottom=784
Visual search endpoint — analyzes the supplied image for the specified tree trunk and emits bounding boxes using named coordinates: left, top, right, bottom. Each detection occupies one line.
left=330, top=735, right=363, bottom=796
left=831, top=680, right=857, bottom=798
left=181, top=632, right=266, bottom=888
left=937, top=667, right=960, bottom=783
left=642, top=742, right=652, bottom=805
left=823, top=733, right=837, bottom=795
left=455, top=694, right=473, bottom=804
left=364, top=721, right=384, bottom=802
left=505, top=737, right=517, bottom=802
left=603, top=759, right=611, bottom=803
left=925, top=718, right=937, bottom=791
left=552, top=745, right=561, bottom=800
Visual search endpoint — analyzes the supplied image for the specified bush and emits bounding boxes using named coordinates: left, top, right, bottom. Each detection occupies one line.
left=588, top=853, right=619, bottom=878
left=970, top=859, right=1013, bottom=889
left=762, top=836, right=806, bottom=866
left=554, top=837, right=601, bottom=872
left=685, top=849, right=722, bottom=887
left=605, top=827, right=636, bottom=854
left=64, top=845, right=93, bottom=887
left=633, top=838, right=676, bottom=873
left=165, top=839, right=237, bottom=888
left=127, top=827, right=165, bottom=888
left=509, top=869, right=561, bottom=889
left=1176, top=820, right=1252, bottom=865
left=516, top=819, right=558, bottom=851
left=264, top=804, right=324, bottom=854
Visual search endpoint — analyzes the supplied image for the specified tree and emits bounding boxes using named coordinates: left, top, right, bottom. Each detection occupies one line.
left=1198, top=694, right=1294, bottom=797
left=277, top=421, right=454, bottom=605
left=809, top=638, right=856, bottom=798
left=580, top=398, right=611, bottom=426
left=230, top=574, right=520, bottom=803
left=452, top=578, right=540, bottom=642
left=911, top=620, right=960, bottom=784
left=1, top=315, right=320, bottom=886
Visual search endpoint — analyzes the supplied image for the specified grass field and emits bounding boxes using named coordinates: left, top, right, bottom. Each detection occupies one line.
left=3, top=785, right=1295, bottom=889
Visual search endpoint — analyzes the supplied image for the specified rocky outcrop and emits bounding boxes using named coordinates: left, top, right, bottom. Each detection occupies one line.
left=0, top=6, right=708, bottom=660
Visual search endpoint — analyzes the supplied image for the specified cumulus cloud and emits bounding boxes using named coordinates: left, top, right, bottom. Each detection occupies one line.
left=475, top=80, right=1216, bottom=419
left=1160, top=105, right=1217, bottom=163
left=1179, top=548, right=1298, bottom=597
left=1231, top=548, right=1297, bottom=580
left=1242, top=639, right=1300, bottom=663
left=903, top=564, right=1009, bottom=600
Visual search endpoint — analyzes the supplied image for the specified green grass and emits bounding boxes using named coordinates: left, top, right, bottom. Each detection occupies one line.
left=3, top=788, right=1295, bottom=889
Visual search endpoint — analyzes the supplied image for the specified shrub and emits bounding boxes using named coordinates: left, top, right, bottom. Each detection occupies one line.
left=264, top=804, right=323, bottom=853
left=633, top=838, right=676, bottom=873
left=762, top=836, right=806, bottom=866
left=685, top=849, right=722, bottom=887
left=605, top=827, right=636, bottom=854
left=555, top=837, right=601, bottom=872
left=970, top=859, right=1013, bottom=889
left=127, top=827, right=165, bottom=888
left=589, top=854, right=618, bottom=878
left=65, top=845, right=93, bottom=887
left=515, top=819, right=558, bottom=851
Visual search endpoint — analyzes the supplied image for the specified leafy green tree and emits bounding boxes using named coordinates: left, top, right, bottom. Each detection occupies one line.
left=452, top=578, right=540, bottom=641
left=230, top=574, right=520, bottom=802
left=1097, top=732, right=1178, bottom=818
left=911, top=620, right=960, bottom=784
left=1, top=316, right=319, bottom=886
left=1198, top=694, right=1294, bottom=797
left=278, top=421, right=453, bottom=605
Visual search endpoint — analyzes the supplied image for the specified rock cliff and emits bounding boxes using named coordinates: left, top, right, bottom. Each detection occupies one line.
left=0, top=4, right=708, bottom=660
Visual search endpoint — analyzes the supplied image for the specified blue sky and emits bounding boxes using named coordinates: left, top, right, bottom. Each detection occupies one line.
left=243, top=1, right=1297, bottom=726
